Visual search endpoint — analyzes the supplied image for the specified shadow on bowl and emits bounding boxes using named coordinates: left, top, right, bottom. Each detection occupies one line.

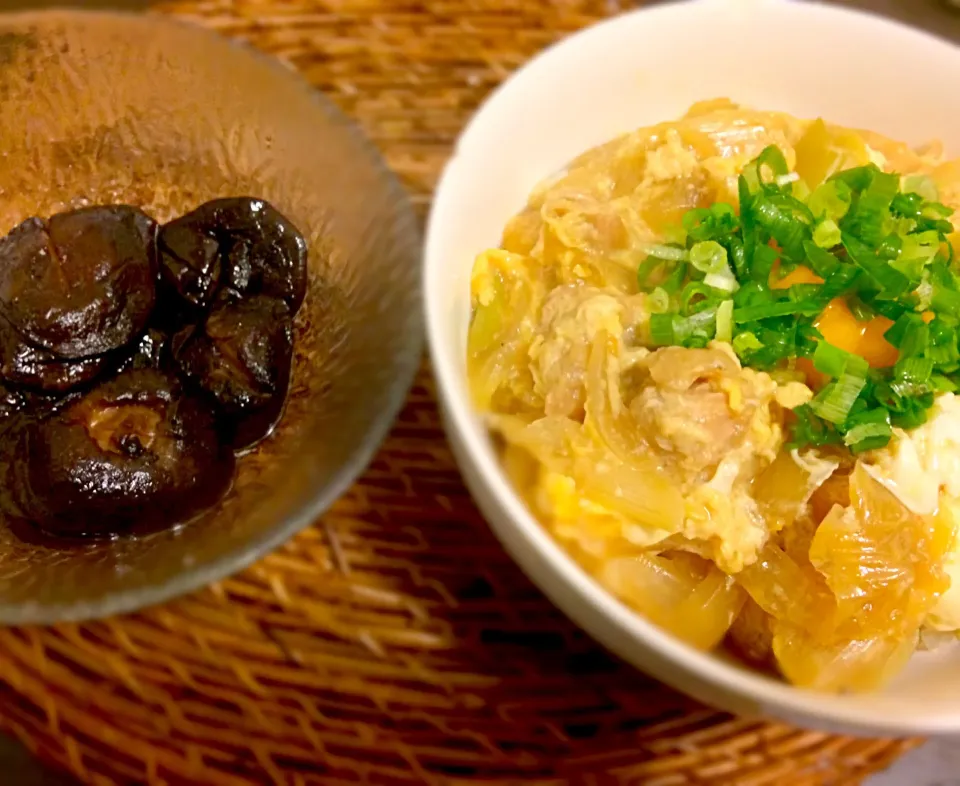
left=0, top=10, right=422, bottom=624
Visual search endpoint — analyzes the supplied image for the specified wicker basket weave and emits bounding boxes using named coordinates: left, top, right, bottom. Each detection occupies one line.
left=0, top=2, right=924, bottom=784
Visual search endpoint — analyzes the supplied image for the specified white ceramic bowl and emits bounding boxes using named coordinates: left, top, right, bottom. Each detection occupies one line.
left=425, top=0, right=960, bottom=736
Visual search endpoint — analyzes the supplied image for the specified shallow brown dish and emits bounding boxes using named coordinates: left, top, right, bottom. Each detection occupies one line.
left=0, top=9, right=421, bottom=623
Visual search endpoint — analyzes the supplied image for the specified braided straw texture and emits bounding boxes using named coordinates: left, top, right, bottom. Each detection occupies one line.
left=0, top=1, right=923, bottom=784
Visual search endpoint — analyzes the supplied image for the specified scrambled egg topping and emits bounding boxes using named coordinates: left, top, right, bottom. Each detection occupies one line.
left=467, top=99, right=960, bottom=679
left=865, top=394, right=960, bottom=632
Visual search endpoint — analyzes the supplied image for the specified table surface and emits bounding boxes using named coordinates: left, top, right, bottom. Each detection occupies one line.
left=1, top=1, right=958, bottom=785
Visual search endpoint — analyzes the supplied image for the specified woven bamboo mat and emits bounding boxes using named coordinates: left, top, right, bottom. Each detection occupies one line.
left=0, top=2, right=926, bottom=784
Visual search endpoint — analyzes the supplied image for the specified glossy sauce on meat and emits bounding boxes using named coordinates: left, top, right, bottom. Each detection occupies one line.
left=0, top=197, right=308, bottom=539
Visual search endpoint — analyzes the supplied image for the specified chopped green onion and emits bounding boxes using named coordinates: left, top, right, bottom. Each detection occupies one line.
left=813, top=341, right=867, bottom=379
left=807, top=179, right=852, bottom=222
left=753, top=192, right=813, bottom=261
left=848, top=297, right=874, bottom=322
left=734, top=299, right=822, bottom=323
left=689, top=241, right=729, bottom=274
left=661, top=262, right=687, bottom=294
left=636, top=256, right=666, bottom=290
left=932, top=285, right=960, bottom=317
left=680, top=281, right=721, bottom=314
left=716, top=299, right=734, bottom=342
left=883, top=313, right=921, bottom=349
left=757, top=146, right=790, bottom=179
left=843, top=421, right=893, bottom=452
left=891, top=191, right=923, bottom=219
left=895, top=356, right=934, bottom=386
left=869, top=298, right=908, bottom=322
left=638, top=243, right=688, bottom=262
left=649, top=313, right=675, bottom=346
left=810, top=371, right=868, bottom=424
left=928, top=341, right=959, bottom=367
left=932, top=374, right=959, bottom=392
left=743, top=145, right=789, bottom=191
left=649, top=287, right=670, bottom=313
left=683, top=203, right=739, bottom=243
left=843, top=168, right=899, bottom=245
left=674, top=307, right=718, bottom=344
left=788, top=405, right=842, bottom=449
left=899, top=320, right=930, bottom=358
left=923, top=202, right=954, bottom=219
left=792, top=178, right=812, bottom=203
left=704, top=270, right=739, bottom=293
left=802, top=239, right=839, bottom=278
left=900, top=230, right=941, bottom=266
left=728, top=238, right=748, bottom=279
left=842, top=233, right=910, bottom=296
left=638, top=144, right=960, bottom=452
left=738, top=174, right=757, bottom=267
left=732, top=332, right=763, bottom=356
left=749, top=243, right=779, bottom=283
left=813, top=219, right=842, bottom=249
left=891, top=397, right=933, bottom=429
left=830, top=164, right=878, bottom=192
left=877, top=233, right=903, bottom=261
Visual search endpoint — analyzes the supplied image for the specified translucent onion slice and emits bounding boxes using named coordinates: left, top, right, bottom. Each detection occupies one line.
left=738, top=543, right=837, bottom=636
left=773, top=624, right=917, bottom=693
left=602, top=553, right=744, bottom=650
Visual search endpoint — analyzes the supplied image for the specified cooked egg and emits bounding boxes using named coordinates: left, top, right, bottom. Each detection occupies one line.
left=864, top=394, right=960, bottom=516
left=864, top=394, right=960, bottom=631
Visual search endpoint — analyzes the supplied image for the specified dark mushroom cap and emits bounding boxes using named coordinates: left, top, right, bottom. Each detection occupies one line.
left=157, top=214, right=222, bottom=312
left=0, top=313, right=109, bottom=393
left=0, top=206, right=158, bottom=360
left=159, top=197, right=307, bottom=313
left=16, top=368, right=234, bottom=537
left=0, top=381, right=25, bottom=420
left=174, top=294, right=294, bottom=449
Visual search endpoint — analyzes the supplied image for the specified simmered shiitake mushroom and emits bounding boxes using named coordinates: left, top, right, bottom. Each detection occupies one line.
left=15, top=369, right=234, bottom=537
left=0, top=315, right=110, bottom=393
left=0, top=206, right=157, bottom=359
left=158, top=197, right=307, bottom=312
left=0, top=195, right=308, bottom=540
left=173, top=293, right=294, bottom=449
left=157, top=212, right=222, bottom=312
left=120, top=328, right=172, bottom=373
left=0, top=381, right=24, bottom=420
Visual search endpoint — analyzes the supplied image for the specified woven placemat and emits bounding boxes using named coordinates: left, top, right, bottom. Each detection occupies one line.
left=0, top=2, right=925, bottom=784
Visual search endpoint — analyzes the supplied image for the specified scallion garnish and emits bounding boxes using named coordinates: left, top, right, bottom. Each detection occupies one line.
left=813, top=341, right=863, bottom=378
left=649, top=312, right=675, bottom=346
left=813, top=219, right=842, bottom=249
left=716, top=299, right=734, bottom=343
left=810, top=370, right=868, bottom=424
left=634, top=141, right=958, bottom=451
left=807, top=179, right=852, bottom=222
left=844, top=420, right=894, bottom=453
left=649, top=287, right=670, bottom=313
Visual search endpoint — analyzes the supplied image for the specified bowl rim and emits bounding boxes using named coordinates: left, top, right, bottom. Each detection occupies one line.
left=0, top=9, right=424, bottom=625
left=425, top=0, right=960, bottom=735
